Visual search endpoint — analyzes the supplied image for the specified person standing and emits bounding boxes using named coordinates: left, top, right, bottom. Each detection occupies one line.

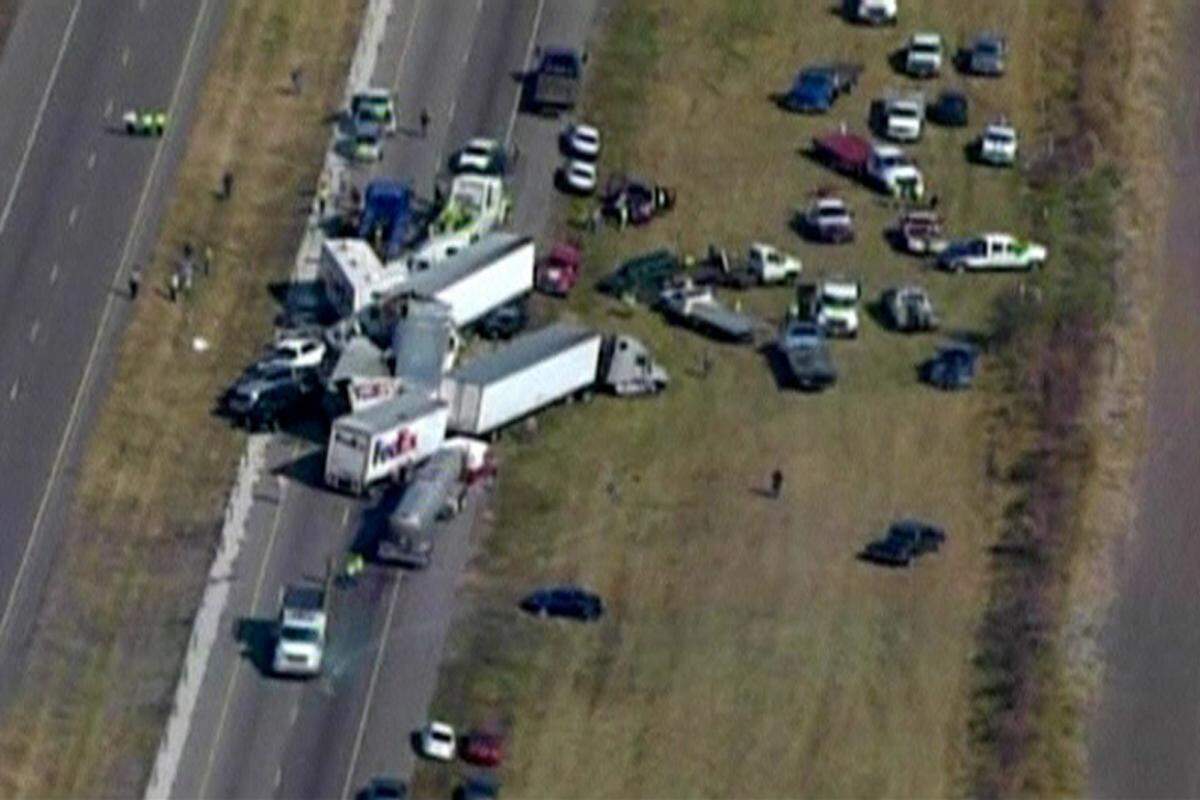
left=203, top=245, right=214, bottom=276
left=770, top=469, right=783, bottom=499
left=128, top=266, right=141, bottom=300
left=168, top=271, right=180, bottom=303
left=290, top=66, right=304, bottom=95
left=419, top=107, right=430, bottom=138
left=221, top=170, right=234, bottom=200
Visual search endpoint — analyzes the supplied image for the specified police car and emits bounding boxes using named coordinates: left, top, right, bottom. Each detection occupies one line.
left=123, top=109, right=167, bottom=137
left=351, top=88, right=397, bottom=135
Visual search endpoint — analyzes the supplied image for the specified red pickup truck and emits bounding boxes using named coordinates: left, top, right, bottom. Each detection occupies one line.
left=534, top=242, right=582, bottom=297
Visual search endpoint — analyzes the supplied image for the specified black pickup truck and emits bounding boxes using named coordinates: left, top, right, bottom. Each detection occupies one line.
left=524, top=46, right=584, bottom=114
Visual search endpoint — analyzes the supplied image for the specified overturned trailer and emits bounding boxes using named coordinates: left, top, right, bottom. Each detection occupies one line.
left=376, top=448, right=465, bottom=567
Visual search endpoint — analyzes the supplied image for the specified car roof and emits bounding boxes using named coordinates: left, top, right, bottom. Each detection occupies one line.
left=571, top=123, right=599, bottom=138
left=465, top=137, right=498, bottom=150
left=910, top=31, right=942, bottom=44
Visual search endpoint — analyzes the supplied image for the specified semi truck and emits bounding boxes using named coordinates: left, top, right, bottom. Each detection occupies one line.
left=324, top=392, right=449, bottom=494
left=376, top=448, right=465, bottom=568
left=441, top=324, right=667, bottom=437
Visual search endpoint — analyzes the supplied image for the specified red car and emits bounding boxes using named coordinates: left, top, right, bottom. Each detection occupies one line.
left=534, top=242, right=582, bottom=297
left=459, top=731, right=505, bottom=767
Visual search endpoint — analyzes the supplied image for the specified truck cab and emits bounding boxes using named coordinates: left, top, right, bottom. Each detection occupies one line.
left=599, top=335, right=669, bottom=396
left=816, top=278, right=862, bottom=338
left=868, top=144, right=925, bottom=199
left=747, top=243, right=802, bottom=284
left=273, top=585, right=327, bottom=677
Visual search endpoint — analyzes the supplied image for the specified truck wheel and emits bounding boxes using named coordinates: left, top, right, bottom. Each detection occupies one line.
left=953, top=260, right=966, bottom=274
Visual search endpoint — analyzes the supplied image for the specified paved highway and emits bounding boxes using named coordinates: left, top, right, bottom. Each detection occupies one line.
left=170, top=1, right=601, bottom=797
left=0, top=0, right=228, bottom=691
left=1089, top=5, right=1200, bottom=795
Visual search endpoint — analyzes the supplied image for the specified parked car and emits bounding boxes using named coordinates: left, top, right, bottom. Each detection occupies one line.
left=460, top=730, right=505, bottom=767
left=601, top=174, right=675, bottom=226
left=418, top=721, right=458, bottom=762
left=557, top=159, right=597, bottom=195
left=873, top=94, right=925, bottom=143
left=800, top=195, right=854, bottom=243
left=861, top=519, right=947, bottom=567
left=863, top=520, right=946, bottom=566
left=843, top=0, right=897, bottom=25
left=889, top=209, right=947, bottom=255
left=535, top=241, right=583, bottom=296
left=476, top=297, right=529, bottom=340
left=881, top=285, right=938, bottom=332
left=960, top=32, right=1007, bottom=76
left=361, top=777, right=408, bottom=800
left=928, top=89, right=969, bottom=127
left=351, top=123, right=384, bottom=162
left=562, top=123, right=601, bottom=160
left=904, top=31, right=944, bottom=77
left=776, top=318, right=837, bottom=392
left=350, top=88, right=397, bottom=135
left=975, top=120, right=1018, bottom=167
left=920, top=342, right=979, bottom=390
left=520, top=586, right=605, bottom=621
left=225, top=367, right=318, bottom=431
left=455, top=778, right=500, bottom=800
left=259, top=336, right=327, bottom=371
left=452, top=138, right=507, bottom=175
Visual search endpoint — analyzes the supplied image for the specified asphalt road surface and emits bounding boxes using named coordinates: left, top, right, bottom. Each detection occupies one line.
left=1088, top=7, right=1200, bottom=796
left=0, top=0, right=228, bottom=692
left=170, top=1, right=601, bottom=797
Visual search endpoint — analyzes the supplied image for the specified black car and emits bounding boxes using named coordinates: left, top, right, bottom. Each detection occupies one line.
left=928, top=90, right=969, bottom=127
left=477, top=297, right=529, bottom=340
left=224, top=367, right=318, bottom=431
left=520, top=586, right=605, bottom=621
left=861, top=519, right=947, bottom=567
left=455, top=777, right=500, bottom=800
left=360, top=777, right=407, bottom=800
left=920, top=342, right=979, bottom=390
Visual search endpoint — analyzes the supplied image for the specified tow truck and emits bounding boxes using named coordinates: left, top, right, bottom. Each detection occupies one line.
left=815, top=278, right=862, bottom=338
left=123, top=108, right=167, bottom=137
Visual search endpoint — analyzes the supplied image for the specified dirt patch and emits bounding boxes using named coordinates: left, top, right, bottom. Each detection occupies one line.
left=0, top=0, right=362, bottom=795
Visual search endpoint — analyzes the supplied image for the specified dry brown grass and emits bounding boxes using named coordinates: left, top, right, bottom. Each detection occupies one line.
left=416, top=1, right=1059, bottom=797
left=0, top=0, right=361, bottom=795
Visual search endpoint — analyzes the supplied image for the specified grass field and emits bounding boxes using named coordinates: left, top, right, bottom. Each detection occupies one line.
left=417, top=1, right=1051, bottom=797
left=0, top=1, right=361, bottom=795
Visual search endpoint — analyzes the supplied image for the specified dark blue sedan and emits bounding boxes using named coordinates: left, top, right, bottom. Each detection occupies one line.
left=780, top=69, right=837, bottom=113
left=520, top=586, right=605, bottom=621
left=920, top=343, right=979, bottom=390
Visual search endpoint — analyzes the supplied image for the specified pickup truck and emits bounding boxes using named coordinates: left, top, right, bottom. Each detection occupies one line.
left=975, top=121, right=1018, bottom=167
left=799, top=196, right=855, bottom=244
left=534, top=242, right=582, bottom=297
left=778, top=63, right=862, bottom=113
left=881, top=284, right=938, bottom=332
left=811, top=131, right=925, bottom=200
left=273, top=585, right=327, bottom=677
left=815, top=278, right=862, bottom=338
left=524, top=46, right=584, bottom=114
left=872, top=94, right=924, bottom=143
left=843, top=0, right=897, bottom=25
left=904, top=32, right=943, bottom=77
left=776, top=319, right=837, bottom=392
left=692, top=243, right=803, bottom=288
left=937, top=233, right=1047, bottom=273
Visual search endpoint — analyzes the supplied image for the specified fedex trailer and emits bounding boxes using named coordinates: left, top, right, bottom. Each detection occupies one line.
left=324, top=393, right=449, bottom=494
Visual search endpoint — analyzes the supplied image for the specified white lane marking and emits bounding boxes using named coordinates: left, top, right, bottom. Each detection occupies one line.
left=68, top=206, right=78, bottom=227
left=447, top=96, right=457, bottom=121
left=105, top=98, right=114, bottom=118
left=504, top=0, right=545, bottom=147
left=49, top=263, right=59, bottom=284
left=339, top=572, right=404, bottom=800
left=9, top=381, right=18, bottom=401
left=390, top=0, right=423, bottom=94
left=29, top=321, right=40, bottom=343
left=461, top=48, right=471, bottom=67
left=0, top=0, right=84, bottom=236
left=122, top=47, right=131, bottom=68
left=87, top=151, right=97, bottom=170
left=196, top=449, right=294, bottom=798
left=341, top=505, right=351, bottom=526
left=272, top=766, right=282, bottom=791
left=0, top=0, right=215, bottom=671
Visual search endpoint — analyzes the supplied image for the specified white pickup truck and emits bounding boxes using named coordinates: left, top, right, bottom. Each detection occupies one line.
left=869, top=143, right=925, bottom=200
left=937, top=233, right=1048, bottom=273
left=272, top=585, right=327, bottom=677
left=816, top=278, right=862, bottom=338
left=877, top=95, right=924, bottom=143
left=748, top=242, right=802, bottom=284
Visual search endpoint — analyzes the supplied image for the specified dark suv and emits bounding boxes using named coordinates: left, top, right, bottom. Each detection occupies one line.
left=225, top=367, right=318, bottom=431
left=861, top=519, right=947, bottom=567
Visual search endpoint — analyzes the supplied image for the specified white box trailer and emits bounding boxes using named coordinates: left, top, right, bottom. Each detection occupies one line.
left=320, top=238, right=408, bottom=318
left=325, top=392, right=449, bottom=494
left=401, top=232, right=533, bottom=328
left=441, top=323, right=603, bottom=437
